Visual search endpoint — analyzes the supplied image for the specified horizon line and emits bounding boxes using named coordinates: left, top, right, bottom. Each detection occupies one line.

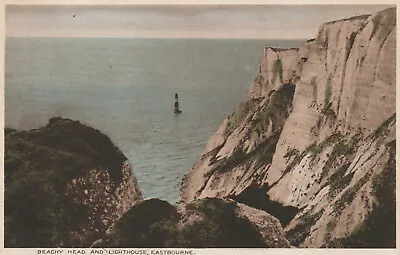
left=6, top=35, right=309, bottom=40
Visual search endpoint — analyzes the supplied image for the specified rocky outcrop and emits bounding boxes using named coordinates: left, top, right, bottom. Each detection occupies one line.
left=66, top=161, right=142, bottom=246
left=4, top=117, right=142, bottom=247
left=181, top=7, right=396, bottom=248
left=234, top=202, right=290, bottom=247
left=95, top=198, right=289, bottom=248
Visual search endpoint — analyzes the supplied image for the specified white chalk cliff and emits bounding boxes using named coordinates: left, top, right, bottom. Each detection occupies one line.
left=181, top=8, right=396, bottom=248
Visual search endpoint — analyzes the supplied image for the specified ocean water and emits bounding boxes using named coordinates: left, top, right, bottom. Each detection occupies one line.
left=5, top=37, right=305, bottom=203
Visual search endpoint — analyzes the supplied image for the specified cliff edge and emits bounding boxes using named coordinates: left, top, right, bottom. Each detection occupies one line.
left=181, top=7, right=396, bottom=248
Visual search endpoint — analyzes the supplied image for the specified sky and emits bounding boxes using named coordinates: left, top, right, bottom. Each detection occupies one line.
left=6, top=5, right=393, bottom=39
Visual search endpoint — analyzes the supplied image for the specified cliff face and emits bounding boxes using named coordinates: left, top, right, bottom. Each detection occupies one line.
left=4, top=117, right=142, bottom=247
left=181, top=8, right=396, bottom=248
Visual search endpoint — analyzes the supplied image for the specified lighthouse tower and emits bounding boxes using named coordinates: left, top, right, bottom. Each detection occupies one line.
left=174, top=93, right=182, bottom=114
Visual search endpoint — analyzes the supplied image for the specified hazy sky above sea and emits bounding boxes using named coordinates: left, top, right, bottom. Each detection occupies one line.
left=6, top=5, right=392, bottom=39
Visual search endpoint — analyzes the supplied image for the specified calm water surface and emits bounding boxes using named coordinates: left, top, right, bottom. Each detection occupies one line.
left=5, top=37, right=305, bottom=203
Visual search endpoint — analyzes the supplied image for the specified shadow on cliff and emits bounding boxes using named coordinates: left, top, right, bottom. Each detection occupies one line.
left=229, top=184, right=299, bottom=227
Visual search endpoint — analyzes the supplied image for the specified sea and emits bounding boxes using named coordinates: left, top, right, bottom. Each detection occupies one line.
left=5, top=37, right=305, bottom=203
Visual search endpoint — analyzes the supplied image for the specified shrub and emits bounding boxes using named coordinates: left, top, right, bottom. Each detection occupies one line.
left=214, top=147, right=247, bottom=174
left=374, top=113, right=395, bottom=137
left=345, top=32, right=358, bottom=61
left=318, top=133, right=360, bottom=183
left=323, top=218, right=337, bottom=243
left=328, top=163, right=353, bottom=199
left=286, top=210, right=324, bottom=247
left=224, top=98, right=261, bottom=138
left=284, top=148, right=300, bottom=161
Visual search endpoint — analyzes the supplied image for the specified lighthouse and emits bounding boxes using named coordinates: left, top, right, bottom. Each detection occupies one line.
left=174, top=93, right=182, bottom=114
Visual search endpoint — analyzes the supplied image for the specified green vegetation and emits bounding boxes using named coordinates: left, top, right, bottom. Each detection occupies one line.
left=283, top=133, right=343, bottom=175
left=371, top=8, right=396, bottom=40
left=251, top=83, right=295, bottom=135
left=329, top=140, right=396, bottom=248
left=283, top=142, right=316, bottom=175
left=323, top=218, right=337, bottom=243
left=251, top=132, right=281, bottom=171
left=310, top=132, right=343, bottom=159
left=224, top=98, right=261, bottom=138
left=333, top=172, right=370, bottom=213
left=311, top=77, right=317, bottom=105
left=317, top=74, right=336, bottom=120
left=216, top=83, right=295, bottom=175
left=213, top=147, right=247, bottom=174
left=283, top=153, right=304, bottom=175
left=213, top=131, right=280, bottom=176
left=345, top=32, right=358, bottom=61
left=324, top=73, right=332, bottom=108
left=284, top=147, right=300, bottom=162
left=318, top=133, right=360, bottom=183
left=321, top=102, right=336, bottom=119
left=374, top=113, right=395, bottom=137
left=103, top=198, right=268, bottom=248
left=5, top=117, right=128, bottom=247
left=327, top=163, right=353, bottom=199
left=271, top=58, right=284, bottom=85
left=286, top=210, right=324, bottom=247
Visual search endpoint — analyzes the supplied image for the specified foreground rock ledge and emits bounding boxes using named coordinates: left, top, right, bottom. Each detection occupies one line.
left=94, top=198, right=290, bottom=248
